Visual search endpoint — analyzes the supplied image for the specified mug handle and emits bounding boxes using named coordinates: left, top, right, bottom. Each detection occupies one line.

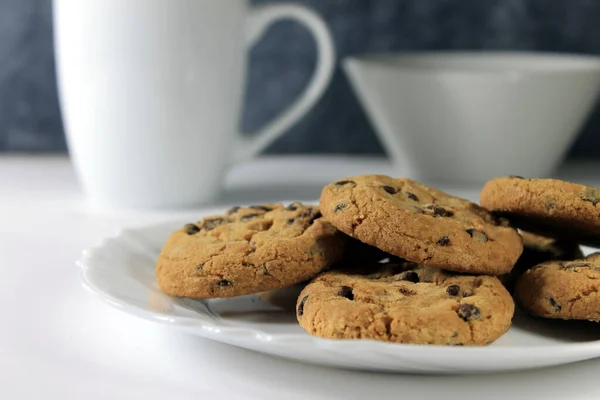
left=232, top=3, right=336, bottom=162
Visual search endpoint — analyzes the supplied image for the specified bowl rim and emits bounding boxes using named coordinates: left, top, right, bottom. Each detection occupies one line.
left=342, top=51, right=600, bottom=76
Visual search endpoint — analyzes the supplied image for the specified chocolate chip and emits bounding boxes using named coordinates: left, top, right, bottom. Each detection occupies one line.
left=437, top=236, right=451, bottom=246
left=299, top=209, right=321, bottom=223
left=241, top=213, right=259, bottom=221
left=287, top=218, right=295, bottom=224
left=286, top=203, right=300, bottom=211
left=509, top=175, right=525, bottom=179
left=399, top=287, right=416, bottom=296
left=381, top=185, right=397, bottom=195
left=466, top=228, right=488, bottom=242
left=196, top=264, right=204, bottom=271
left=549, top=297, right=561, bottom=311
left=427, top=205, right=453, bottom=217
left=335, top=180, right=355, bottom=186
left=226, top=206, right=240, bottom=215
left=184, top=223, right=200, bottom=235
left=297, top=295, right=308, bottom=316
left=405, top=192, right=419, bottom=201
left=338, top=286, right=354, bottom=300
left=457, top=304, right=481, bottom=321
left=334, top=203, right=346, bottom=212
left=398, top=271, right=419, bottom=283
left=250, top=205, right=273, bottom=212
left=446, top=285, right=460, bottom=296
left=299, top=209, right=314, bottom=218
left=581, top=187, right=600, bottom=206
left=202, top=217, right=225, bottom=231
left=217, top=279, right=232, bottom=287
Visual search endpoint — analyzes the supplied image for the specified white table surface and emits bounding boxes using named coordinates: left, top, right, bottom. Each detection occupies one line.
left=3, top=155, right=600, bottom=400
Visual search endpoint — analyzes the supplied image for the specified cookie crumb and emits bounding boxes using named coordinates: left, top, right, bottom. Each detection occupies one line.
left=437, top=236, right=451, bottom=246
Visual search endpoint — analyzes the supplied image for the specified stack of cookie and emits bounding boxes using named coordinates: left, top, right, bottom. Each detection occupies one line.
left=156, top=174, right=600, bottom=346
left=481, top=176, right=600, bottom=322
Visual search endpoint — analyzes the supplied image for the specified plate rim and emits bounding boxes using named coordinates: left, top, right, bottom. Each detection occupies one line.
left=78, top=220, right=600, bottom=359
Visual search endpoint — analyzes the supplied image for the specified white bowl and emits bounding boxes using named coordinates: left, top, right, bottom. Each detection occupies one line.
left=343, top=52, right=600, bottom=183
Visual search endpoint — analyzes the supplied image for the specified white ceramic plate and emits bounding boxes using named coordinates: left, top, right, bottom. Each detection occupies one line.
left=78, top=219, right=600, bottom=374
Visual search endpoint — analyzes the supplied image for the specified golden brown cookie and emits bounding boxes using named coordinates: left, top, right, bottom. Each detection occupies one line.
left=480, top=176, right=600, bottom=246
left=320, top=175, right=523, bottom=275
left=501, top=231, right=582, bottom=293
left=515, top=253, right=600, bottom=321
left=157, top=203, right=345, bottom=298
left=296, top=261, right=514, bottom=345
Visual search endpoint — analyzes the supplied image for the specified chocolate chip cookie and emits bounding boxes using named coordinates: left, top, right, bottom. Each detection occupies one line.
left=515, top=253, right=600, bottom=321
left=297, top=260, right=514, bottom=345
left=320, top=175, right=523, bottom=275
left=501, top=231, right=582, bottom=293
left=481, top=176, right=600, bottom=246
left=157, top=203, right=345, bottom=298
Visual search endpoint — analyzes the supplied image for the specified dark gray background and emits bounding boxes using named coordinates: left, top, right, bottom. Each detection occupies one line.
left=2, top=0, right=600, bottom=156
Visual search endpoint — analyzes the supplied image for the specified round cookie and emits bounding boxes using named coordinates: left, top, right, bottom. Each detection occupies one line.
left=480, top=176, right=600, bottom=246
left=515, top=253, right=600, bottom=321
left=501, top=231, right=582, bottom=293
left=296, top=261, right=514, bottom=345
left=157, top=203, right=345, bottom=298
left=320, top=175, right=523, bottom=275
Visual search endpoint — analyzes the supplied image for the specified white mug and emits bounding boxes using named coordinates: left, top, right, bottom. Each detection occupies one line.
left=344, top=52, right=600, bottom=183
left=54, top=0, right=335, bottom=209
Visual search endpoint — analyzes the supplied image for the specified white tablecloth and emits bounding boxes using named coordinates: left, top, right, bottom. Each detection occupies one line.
left=2, top=155, right=600, bottom=400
